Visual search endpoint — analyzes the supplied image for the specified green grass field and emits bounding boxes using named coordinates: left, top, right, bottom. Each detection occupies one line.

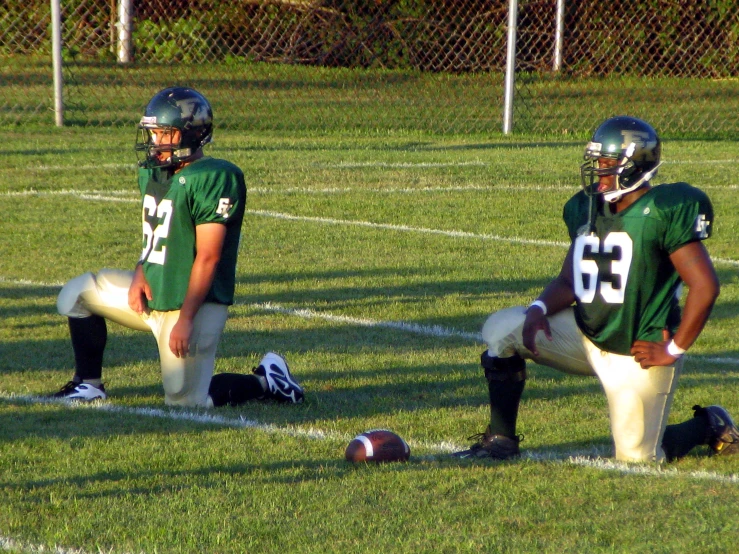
left=1, top=126, right=739, bottom=553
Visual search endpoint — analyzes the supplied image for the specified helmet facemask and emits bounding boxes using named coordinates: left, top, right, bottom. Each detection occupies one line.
left=135, top=121, right=211, bottom=169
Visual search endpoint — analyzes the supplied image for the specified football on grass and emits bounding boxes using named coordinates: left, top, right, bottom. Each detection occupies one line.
left=345, top=429, right=410, bottom=463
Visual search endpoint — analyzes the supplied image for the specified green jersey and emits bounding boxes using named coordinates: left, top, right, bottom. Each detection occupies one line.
left=138, top=157, right=246, bottom=311
left=563, top=182, right=713, bottom=355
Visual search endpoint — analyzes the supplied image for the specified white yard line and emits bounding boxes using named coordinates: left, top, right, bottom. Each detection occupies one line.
left=251, top=301, right=482, bottom=341
left=23, top=163, right=137, bottom=171
left=2, top=188, right=739, bottom=267
left=568, top=456, right=739, bottom=483
left=2, top=392, right=737, bottom=487
left=248, top=301, right=739, bottom=366
left=0, top=392, right=349, bottom=442
left=0, top=535, right=100, bottom=554
left=250, top=209, right=570, bottom=247
left=12, top=158, right=739, bottom=173
left=316, top=161, right=488, bottom=168
left=0, top=184, right=574, bottom=197
left=3, top=274, right=736, bottom=365
left=1, top=189, right=136, bottom=198
left=663, top=159, right=739, bottom=165
left=1, top=275, right=738, bottom=367
left=3, top=181, right=739, bottom=198
left=250, top=210, right=739, bottom=267
left=249, top=184, right=576, bottom=194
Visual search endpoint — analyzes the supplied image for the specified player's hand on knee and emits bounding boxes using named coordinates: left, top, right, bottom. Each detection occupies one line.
left=169, top=317, right=193, bottom=358
left=128, top=285, right=150, bottom=314
left=522, top=308, right=552, bottom=356
left=128, top=267, right=152, bottom=314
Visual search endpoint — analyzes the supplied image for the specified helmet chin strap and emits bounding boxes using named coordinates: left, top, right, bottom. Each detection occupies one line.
left=173, top=147, right=192, bottom=160
left=603, top=162, right=662, bottom=203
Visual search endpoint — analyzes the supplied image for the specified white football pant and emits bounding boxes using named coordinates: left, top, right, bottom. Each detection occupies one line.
left=482, top=306, right=682, bottom=463
left=57, top=269, right=228, bottom=408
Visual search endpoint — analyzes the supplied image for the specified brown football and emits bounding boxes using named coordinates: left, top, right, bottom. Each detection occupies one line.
left=345, top=429, right=411, bottom=463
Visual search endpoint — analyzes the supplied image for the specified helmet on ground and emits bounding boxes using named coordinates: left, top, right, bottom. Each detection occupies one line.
left=580, top=116, right=661, bottom=203
left=135, top=86, right=213, bottom=168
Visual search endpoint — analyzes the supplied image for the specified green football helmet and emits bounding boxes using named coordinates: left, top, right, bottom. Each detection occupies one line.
left=580, top=116, right=661, bottom=203
left=135, top=87, right=213, bottom=169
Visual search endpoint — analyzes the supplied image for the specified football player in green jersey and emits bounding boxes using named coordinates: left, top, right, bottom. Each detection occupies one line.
left=52, top=87, right=304, bottom=407
left=455, top=116, right=737, bottom=463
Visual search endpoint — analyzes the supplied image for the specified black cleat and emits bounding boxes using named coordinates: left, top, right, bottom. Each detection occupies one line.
left=694, top=404, right=739, bottom=456
left=453, top=425, right=521, bottom=460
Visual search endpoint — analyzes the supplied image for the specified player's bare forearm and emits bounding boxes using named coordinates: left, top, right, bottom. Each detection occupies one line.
left=179, top=260, right=218, bottom=318
left=536, top=276, right=577, bottom=315
left=631, top=242, right=719, bottom=368
left=630, top=292, right=717, bottom=369
left=535, top=247, right=577, bottom=316
left=169, top=258, right=218, bottom=358
left=670, top=241, right=719, bottom=351
left=522, top=248, right=577, bottom=355
left=169, top=222, right=226, bottom=357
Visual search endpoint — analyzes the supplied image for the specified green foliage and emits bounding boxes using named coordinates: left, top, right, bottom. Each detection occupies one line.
left=0, top=0, right=50, bottom=55
left=557, top=0, right=739, bottom=78
left=3, top=1, right=738, bottom=77
left=133, top=18, right=212, bottom=62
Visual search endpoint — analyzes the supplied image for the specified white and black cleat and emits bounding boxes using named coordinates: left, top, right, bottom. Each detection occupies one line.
left=51, top=381, right=107, bottom=401
left=253, top=352, right=304, bottom=403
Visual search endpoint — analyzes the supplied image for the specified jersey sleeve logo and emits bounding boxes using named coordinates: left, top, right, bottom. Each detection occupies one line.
left=694, top=214, right=710, bottom=239
left=216, top=197, right=234, bottom=219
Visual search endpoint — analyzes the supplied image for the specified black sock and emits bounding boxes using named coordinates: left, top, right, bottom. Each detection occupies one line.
left=209, top=373, right=266, bottom=407
left=68, top=315, right=107, bottom=381
left=483, top=352, right=526, bottom=438
left=662, top=413, right=709, bottom=462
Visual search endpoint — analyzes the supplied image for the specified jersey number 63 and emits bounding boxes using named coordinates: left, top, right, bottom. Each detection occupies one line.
left=573, top=232, right=633, bottom=304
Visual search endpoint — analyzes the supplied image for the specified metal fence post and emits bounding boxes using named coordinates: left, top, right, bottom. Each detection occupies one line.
left=554, top=0, right=565, bottom=71
left=50, top=0, right=63, bottom=126
left=503, top=0, right=519, bottom=135
left=117, top=0, right=133, bottom=64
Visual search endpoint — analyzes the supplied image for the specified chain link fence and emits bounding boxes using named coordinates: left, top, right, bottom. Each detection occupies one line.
left=1, top=0, right=738, bottom=137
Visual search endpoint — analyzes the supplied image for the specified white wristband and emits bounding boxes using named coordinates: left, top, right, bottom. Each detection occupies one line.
left=666, top=340, right=686, bottom=358
left=528, top=300, right=548, bottom=316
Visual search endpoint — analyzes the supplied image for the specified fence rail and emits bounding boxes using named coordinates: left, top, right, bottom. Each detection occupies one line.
left=1, top=0, right=738, bottom=137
